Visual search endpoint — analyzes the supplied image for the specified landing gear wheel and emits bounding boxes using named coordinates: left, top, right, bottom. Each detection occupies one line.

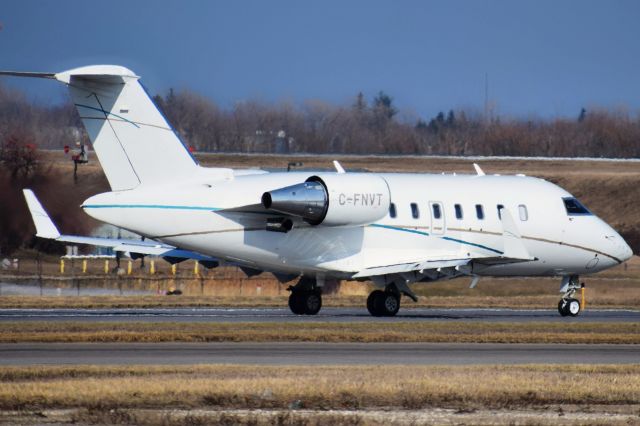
left=558, top=298, right=581, bottom=317
left=381, top=292, right=400, bottom=316
left=558, top=300, right=569, bottom=317
left=302, top=290, right=322, bottom=315
left=566, top=298, right=581, bottom=317
left=288, top=290, right=322, bottom=315
left=367, top=290, right=385, bottom=317
left=367, top=290, right=400, bottom=317
left=288, top=292, right=306, bottom=315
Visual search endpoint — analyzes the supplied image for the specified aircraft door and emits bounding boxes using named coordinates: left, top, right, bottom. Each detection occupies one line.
left=429, top=201, right=446, bottom=235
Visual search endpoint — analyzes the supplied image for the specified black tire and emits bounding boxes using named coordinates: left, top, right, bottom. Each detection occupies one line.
left=380, top=292, right=400, bottom=317
left=288, top=292, right=305, bottom=315
left=367, top=290, right=385, bottom=316
left=566, top=298, right=581, bottom=317
left=558, top=300, right=569, bottom=317
left=302, top=290, right=322, bottom=315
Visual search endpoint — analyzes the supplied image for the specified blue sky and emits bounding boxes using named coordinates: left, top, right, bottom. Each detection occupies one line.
left=1, top=0, right=639, bottom=120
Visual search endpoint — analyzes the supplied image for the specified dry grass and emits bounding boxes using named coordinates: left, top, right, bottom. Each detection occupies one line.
left=1, top=364, right=639, bottom=411
left=1, top=321, right=638, bottom=344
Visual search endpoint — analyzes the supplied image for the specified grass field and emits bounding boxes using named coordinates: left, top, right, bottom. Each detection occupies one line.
left=1, top=364, right=639, bottom=425
left=1, top=321, right=638, bottom=344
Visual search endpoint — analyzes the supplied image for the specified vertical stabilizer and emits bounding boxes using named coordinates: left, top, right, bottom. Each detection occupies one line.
left=56, top=65, right=197, bottom=190
left=1, top=65, right=198, bottom=190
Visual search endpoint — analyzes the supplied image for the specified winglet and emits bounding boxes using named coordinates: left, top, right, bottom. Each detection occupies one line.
left=473, top=163, right=485, bottom=176
left=500, top=208, right=533, bottom=260
left=333, top=160, right=346, bottom=174
left=22, top=189, right=61, bottom=239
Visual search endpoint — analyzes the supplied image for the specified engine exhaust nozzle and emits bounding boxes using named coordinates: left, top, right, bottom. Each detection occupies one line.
left=261, top=181, right=328, bottom=225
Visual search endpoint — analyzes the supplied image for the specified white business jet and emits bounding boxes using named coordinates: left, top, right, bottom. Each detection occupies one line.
left=2, top=65, right=632, bottom=317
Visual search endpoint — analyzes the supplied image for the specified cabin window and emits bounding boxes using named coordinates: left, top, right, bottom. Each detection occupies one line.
left=454, top=204, right=463, bottom=219
left=432, top=203, right=442, bottom=219
left=518, top=205, right=528, bottom=221
left=410, top=203, right=420, bottom=219
left=389, top=203, right=397, bottom=218
left=563, top=197, right=591, bottom=215
left=497, top=204, right=504, bottom=219
left=475, top=204, right=484, bottom=220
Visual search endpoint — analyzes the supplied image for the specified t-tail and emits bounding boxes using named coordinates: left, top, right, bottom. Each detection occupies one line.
left=0, top=65, right=197, bottom=190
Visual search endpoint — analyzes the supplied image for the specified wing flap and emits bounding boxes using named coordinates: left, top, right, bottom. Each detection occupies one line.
left=353, top=258, right=469, bottom=278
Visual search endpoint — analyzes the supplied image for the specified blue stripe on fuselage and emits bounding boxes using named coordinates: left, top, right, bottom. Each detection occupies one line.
left=83, top=204, right=221, bottom=211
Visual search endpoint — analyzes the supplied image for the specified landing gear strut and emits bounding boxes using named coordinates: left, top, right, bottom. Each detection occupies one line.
left=558, top=276, right=582, bottom=317
left=367, top=288, right=400, bottom=317
left=287, top=277, right=322, bottom=315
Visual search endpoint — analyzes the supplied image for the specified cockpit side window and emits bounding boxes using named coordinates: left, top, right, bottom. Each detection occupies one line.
left=563, top=197, right=592, bottom=215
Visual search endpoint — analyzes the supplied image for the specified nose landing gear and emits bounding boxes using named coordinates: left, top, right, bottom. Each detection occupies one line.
left=558, top=298, right=581, bottom=317
left=558, top=276, right=583, bottom=317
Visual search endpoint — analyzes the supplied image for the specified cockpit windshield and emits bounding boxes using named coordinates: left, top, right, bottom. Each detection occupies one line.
left=563, top=197, right=592, bottom=215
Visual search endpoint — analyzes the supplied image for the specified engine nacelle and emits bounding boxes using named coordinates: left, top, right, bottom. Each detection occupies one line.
left=261, top=174, right=391, bottom=226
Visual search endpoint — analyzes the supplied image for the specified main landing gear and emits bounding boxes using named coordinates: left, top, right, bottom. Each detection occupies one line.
left=288, top=289, right=322, bottom=315
left=558, top=275, right=583, bottom=317
left=367, top=290, right=400, bottom=317
left=287, top=277, right=322, bottom=315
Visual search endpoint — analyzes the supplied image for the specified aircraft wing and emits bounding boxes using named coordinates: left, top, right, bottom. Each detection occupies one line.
left=352, top=258, right=470, bottom=278
left=353, top=208, right=535, bottom=279
left=23, top=189, right=218, bottom=262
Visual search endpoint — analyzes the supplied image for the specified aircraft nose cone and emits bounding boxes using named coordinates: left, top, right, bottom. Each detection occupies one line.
left=608, top=231, right=634, bottom=263
left=618, top=239, right=633, bottom=262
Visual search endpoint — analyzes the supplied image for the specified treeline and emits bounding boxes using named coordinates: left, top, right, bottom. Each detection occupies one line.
left=0, top=83, right=81, bottom=153
left=1, top=80, right=640, bottom=158
left=154, top=90, right=640, bottom=157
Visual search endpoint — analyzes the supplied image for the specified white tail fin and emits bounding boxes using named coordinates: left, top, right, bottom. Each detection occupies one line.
left=2, top=65, right=198, bottom=190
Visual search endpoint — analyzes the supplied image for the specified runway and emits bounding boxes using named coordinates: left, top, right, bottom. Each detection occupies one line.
left=0, top=307, right=638, bottom=323
left=1, top=342, right=638, bottom=365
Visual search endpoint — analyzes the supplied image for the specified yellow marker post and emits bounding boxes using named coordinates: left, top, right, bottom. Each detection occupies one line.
left=171, top=264, right=177, bottom=276
left=60, top=259, right=65, bottom=274
left=127, top=260, right=132, bottom=275
left=82, top=259, right=87, bottom=274
left=104, top=259, right=109, bottom=274
left=194, top=261, right=199, bottom=276
left=150, top=260, right=155, bottom=275
left=581, top=285, right=586, bottom=311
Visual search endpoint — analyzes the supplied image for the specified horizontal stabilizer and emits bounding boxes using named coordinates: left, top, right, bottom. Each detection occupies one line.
left=0, top=71, right=55, bottom=79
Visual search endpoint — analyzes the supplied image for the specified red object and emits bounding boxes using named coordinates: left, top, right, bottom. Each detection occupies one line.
left=63, top=145, right=70, bottom=154
left=188, top=145, right=195, bottom=153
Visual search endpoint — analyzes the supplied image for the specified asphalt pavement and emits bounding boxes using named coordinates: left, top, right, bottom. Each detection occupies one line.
left=1, top=342, right=638, bottom=366
left=0, top=307, right=638, bottom=323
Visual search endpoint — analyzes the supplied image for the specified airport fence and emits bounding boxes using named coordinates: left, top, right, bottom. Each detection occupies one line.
left=0, top=255, right=367, bottom=297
